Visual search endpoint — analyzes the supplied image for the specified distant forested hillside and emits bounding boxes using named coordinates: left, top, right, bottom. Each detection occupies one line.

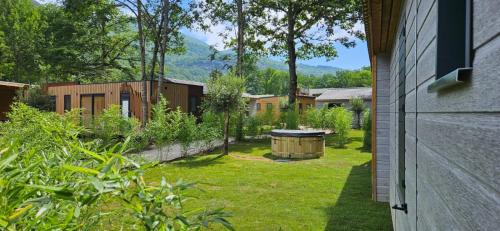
left=165, top=35, right=343, bottom=81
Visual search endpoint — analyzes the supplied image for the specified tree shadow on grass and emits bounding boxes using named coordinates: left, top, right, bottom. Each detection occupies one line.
left=324, top=160, right=393, bottom=231
left=172, top=154, right=226, bottom=168
left=325, top=135, right=364, bottom=149
left=262, top=153, right=279, bottom=160
left=262, top=153, right=321, bottom=162
left=229, top=143, right=271, bottom=155
left=355, top=146, right=372, bottom=153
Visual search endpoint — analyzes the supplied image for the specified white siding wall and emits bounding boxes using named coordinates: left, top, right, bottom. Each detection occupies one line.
left=385, top=0, right=500, bottom=230
left=375, top=55, right=391, bottom=203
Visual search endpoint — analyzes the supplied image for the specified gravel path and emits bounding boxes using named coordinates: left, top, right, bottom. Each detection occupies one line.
left=129, top=138, right=234, bottom=162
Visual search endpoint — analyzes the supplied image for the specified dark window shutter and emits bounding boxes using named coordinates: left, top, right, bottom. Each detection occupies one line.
left=64, top=95, right=71, bottom=112
left=397, top=25, right=407, bottom=203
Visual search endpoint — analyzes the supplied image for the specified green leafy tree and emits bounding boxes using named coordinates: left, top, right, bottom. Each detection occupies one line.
left=0, top=103, right=234, bottom=230
left=38, top=0, right=136, bottom=82
left=205, top=74, right=245, bottom=155
left=198, top=111, right=224, bottom=150
left=0, top=0, right=43, bottom=83
left=362, top=110, right=372, bottom=150
left=249, top=0, right=364, bottom=105
left=349, top=96, right=365, bottom=129
left=93, top=104, right=140, bottom=146
left=328, top=107, right=352, bottom=147
left=178, top=113, right=198, bottom=157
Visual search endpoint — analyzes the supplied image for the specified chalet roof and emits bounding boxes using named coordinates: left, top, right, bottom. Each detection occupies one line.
left=165, top=78, right=205, bottom=87
left=242, top=93, right=275, bottom=99
left=364, top=0, right=403, bottom=60
left=308, top=88, right=337, bottom=96
left=315, top=87, right=372, bottom=101
left=0, top=81, right=29, bottom=88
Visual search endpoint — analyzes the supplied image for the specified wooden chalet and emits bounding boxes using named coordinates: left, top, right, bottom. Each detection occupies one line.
left=0, top=81, right=29, bottom=121
left=44, top=79, right=204, bottom=122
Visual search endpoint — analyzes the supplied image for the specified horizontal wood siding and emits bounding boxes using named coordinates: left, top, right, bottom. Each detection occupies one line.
left=382, top=0, right=500, bottom=229
left=375, top=54, right=390, bottom=203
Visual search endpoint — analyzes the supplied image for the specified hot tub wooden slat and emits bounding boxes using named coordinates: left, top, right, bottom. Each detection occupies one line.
left=271, top=134, right=325, bottom=159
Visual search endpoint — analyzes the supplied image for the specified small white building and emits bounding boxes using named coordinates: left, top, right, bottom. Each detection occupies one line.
left=314, top=87, right=372, bottom=109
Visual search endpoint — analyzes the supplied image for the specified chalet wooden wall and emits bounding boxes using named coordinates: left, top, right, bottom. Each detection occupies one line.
left=0, top=86, right=18, bottom=121
left=156, top=82, right=188, bottom=112
left=45, top=80, right=204, bottom=123
left=46, top=81, right=150, bottom=121
left=253, top=96, right=316, bottom=118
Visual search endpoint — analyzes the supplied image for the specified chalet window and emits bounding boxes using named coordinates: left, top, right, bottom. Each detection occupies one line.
left=266, top=103, right=273, bottom=110
left=120, top=92, right=130, bottom=118
left=189, top=96, right=199, bottom=114
left=327, top=103, right=342, bottom=108
left=48, top=96, right=56, bottom=112
left=428, top=0, right=472, bottom=92
left=63, top=95, right=71, bottom=112
left=256, top=103, right=261, bottom=111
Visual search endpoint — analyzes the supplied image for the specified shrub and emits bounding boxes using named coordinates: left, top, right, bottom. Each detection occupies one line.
left=245, top=116, right=262, bottom=137
left=178, top=113, right=198, bottom=156
left=92, top=105, right=140, bottom=146
left=285, top=104, right=299, bottom=129
left=362, top=110, right=372, bottom=150
left=16, top=86, right=56, bottom=111
left=0, top=103, right=233, bottom=230
left=145, top=97, right=171, bottom=146
left=328, top=107, right=353, bottom=147
left=349, top=97, right=365, bottom=129
left=259, top=106, right=275, bottom=126
left=304, top=105, right=331, bottom=129
left=198, top=111, right=223, bottom=150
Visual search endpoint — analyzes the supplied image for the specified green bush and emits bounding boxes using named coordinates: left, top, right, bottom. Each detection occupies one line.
left=0, top=103, right=233, bottom=230
left=285, top=104, right=299, bottom=129
left=362, top=110, right=372, bottom=150
left=178, top=113, right=198, bottom=156
left=245, top=116, right=262, bottom=136
left=304, top=105, right=331, bottom=129
left=92, top=105, right=140, bottom=146
left=145, top=97, right=172, bottom=146
left=198, top=111, right=223, bottom=150
left=328, top=107, right=353, bottom=147
left=259, top=107, right=275, bottom=126
left=16, top=86, right=56, bottom=111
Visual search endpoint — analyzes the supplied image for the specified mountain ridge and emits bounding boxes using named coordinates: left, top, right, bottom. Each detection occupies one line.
left=164, top=34, right=343, bottom=82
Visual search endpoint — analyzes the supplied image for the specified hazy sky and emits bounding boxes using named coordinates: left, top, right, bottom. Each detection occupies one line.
left=38, top=0, right=370, bottom=70
left=184, top=28, right=369, bottom=70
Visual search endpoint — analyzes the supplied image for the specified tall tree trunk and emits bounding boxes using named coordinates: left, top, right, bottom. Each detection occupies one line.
left=223, top=110, right=230, bottom=155
left=150, top=5, right=165, bottom=102
left=157, top=0, right=170, bottom=102
left=137, top=0, right=148, bottom=126
left=286, top=6, right=297, bottom=105
left=235, top=0, right=245, bottom=141
left=149, top=12, right=165, bottom=82
left=236, top=0, right=244, bottom=77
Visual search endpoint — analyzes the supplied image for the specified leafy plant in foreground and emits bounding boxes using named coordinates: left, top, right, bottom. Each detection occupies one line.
left=0, top=103, right=234, bottom=230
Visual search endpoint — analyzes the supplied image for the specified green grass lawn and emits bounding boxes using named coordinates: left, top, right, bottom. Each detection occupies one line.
left=104, top=130, right=392, bottom=230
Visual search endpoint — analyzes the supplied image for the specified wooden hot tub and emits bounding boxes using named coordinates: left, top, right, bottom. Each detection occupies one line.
left=271, top=130, right=325, bottom=159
